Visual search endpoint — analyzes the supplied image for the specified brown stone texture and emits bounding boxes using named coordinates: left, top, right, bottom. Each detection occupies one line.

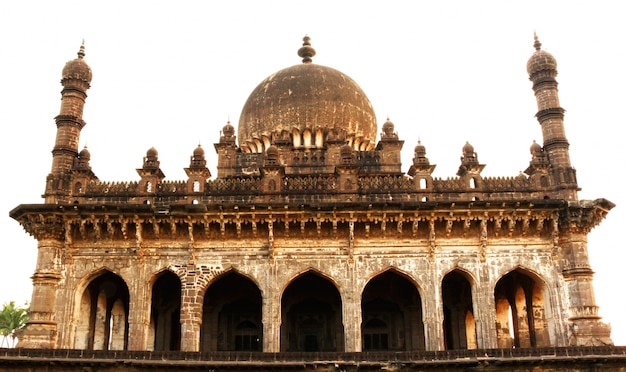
left=8, top=36, right=617, bottom=369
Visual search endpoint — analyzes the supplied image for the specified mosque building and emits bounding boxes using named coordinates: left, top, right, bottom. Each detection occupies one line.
left=8, top=35, right=618, bottom=369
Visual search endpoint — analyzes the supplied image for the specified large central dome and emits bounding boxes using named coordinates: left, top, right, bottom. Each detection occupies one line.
left=237, top=37, right=377, bottom=150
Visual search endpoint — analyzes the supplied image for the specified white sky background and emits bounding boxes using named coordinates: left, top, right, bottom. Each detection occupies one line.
left=1, top=1, right=624, bottom=345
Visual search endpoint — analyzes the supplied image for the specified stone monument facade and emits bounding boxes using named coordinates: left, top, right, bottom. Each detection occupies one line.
left=10, top=35, right=613, bottom=353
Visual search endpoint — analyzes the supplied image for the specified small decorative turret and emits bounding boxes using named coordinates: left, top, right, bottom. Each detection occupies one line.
left=70, top=146, right=98, bottom=196
left=75, top=146, right=92, bottom=171
left=527, top=34, right=578, bottom=200
left=45, top=42, right=93, bottom=203
left=524, top=140, right=551, bottom=191
left=214, top=121, right=239, bottom=178
left=380, top=118, right=398, bottom=140
left=457, top=141, right=484, bottom=176
left=137, top=147, right=165, bottom=195
left=408, top=140, right=436, bottom=192
left=185, top=144, right=211, bottom=193
left=189, top=144, right=207, bottom=169
left=143, top=147, right=160, bottom=169
left=457, top=142, right=485, bottom=190
left=220, top=121, right=236, bottom=145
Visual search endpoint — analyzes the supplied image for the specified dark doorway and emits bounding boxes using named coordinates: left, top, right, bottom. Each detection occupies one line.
left=442, top=270, right=476, bottom=350
left=151, top=271, right=182, bottom=351
left=280, top=271, right=344, bottom=352
left=201, top=272, right=263, bottom=351
left=361, top=269, right=425, bottom=351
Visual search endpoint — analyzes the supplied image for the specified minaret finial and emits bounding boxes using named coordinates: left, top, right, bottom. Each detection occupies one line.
left=533, top=32, right=542, bottom=51
left=297, top=35, right=316, bottom=63
left=78, top=39, right=86, bottom=59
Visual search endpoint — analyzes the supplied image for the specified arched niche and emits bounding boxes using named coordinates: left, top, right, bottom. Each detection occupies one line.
left=201, top=271, right=262, bottom=352
left=280, top=270, right=344, bottom=352
left=361, top=269, right=425, bottom=351
left=494, top=268, right=551, bottom=348
left=73, top=269, right=130, bottom=350
left=442, top=269, right=476, bottom=350
left=150, top=270, right=182, bottom=351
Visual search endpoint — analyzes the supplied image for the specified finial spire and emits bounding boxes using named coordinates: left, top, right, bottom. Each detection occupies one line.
left=533, top=32, right=542, bottom=51
left=297, top=35, right=316, bottom=63
left=77, top=40, right=86, bottom=59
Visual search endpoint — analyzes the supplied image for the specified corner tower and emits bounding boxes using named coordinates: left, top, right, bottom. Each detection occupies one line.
left=45, top=42, right=92, bottom=203
left=527, top=34, right=578, bottom=201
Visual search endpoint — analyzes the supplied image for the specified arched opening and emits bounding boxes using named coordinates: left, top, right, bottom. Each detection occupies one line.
left=193, top=180, right=200, bottom=192
left=150, top=271, right=181, bottom=351
left=281, top=271, right=344, bottom=352
left=494, top=268, right=551, bottom=348
left=361, top=269, right=425, bottom=351
left=292, top=129, right=302, bottom=148
left=442, top=270, right=476, bottom=350
left=73, top=270, right=130, bottom=350
left=315, top=128, right=324, bottom=148
left=201, top=272, right=262, bottom=351
left=419, top=178, right=427, bottom=189
left=303, top=129, right=312, bottom=148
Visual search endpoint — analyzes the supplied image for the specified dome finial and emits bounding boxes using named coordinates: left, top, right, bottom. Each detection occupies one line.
left=533, top=32, right=542, bottom=51
left=297, top=35, right=316, bottom=63
left=78, top=39, right=86, bottom=59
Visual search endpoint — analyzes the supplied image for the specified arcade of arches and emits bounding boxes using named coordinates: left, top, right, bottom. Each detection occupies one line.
left=69, top=266, right=553, bottom=352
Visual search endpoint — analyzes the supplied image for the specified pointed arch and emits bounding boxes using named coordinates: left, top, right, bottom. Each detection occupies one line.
left=361, top=267, right=425, bottom=351
left=262, top=135, right=272, bottom=151
left=149, top=270, right=182, bottom=351
left=280, top=269, right=344, bottom=352
left=292, top=128, right=302, bottom=148
left=442, top=269, right=477, bottom=350
left=72, top=268, right=130, bottom=350
left=315, top=128, right=324, bottom=148
left=253, top=138, right=264, bottom=153
left=200, top=269, right=262, bottom=352
left=303, top=128, right=313, bottom=148
left=280, top=266, right=342, bottom=295
left=494, top=267, right=552, bottom=348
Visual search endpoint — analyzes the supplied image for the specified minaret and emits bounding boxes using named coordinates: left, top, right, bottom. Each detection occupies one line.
left=44, top=42, right=92, bottom=203
left=527, top=34, right=578, bottom=201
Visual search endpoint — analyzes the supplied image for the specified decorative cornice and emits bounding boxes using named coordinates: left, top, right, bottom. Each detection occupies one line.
left=559, top=199, right=615, bottom=235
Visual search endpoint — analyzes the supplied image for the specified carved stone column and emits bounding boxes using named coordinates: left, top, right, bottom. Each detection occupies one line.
left=559, top=200, right=613, bottom=346
left=422, top=273, right=443, bottom=351
left=262, top=289, right=281, bottom=352
left=342, top=261, right=361, bottom=352
left=473, top=263, right=498, bottom=349
left=18, top=230, right=64, bottom=348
